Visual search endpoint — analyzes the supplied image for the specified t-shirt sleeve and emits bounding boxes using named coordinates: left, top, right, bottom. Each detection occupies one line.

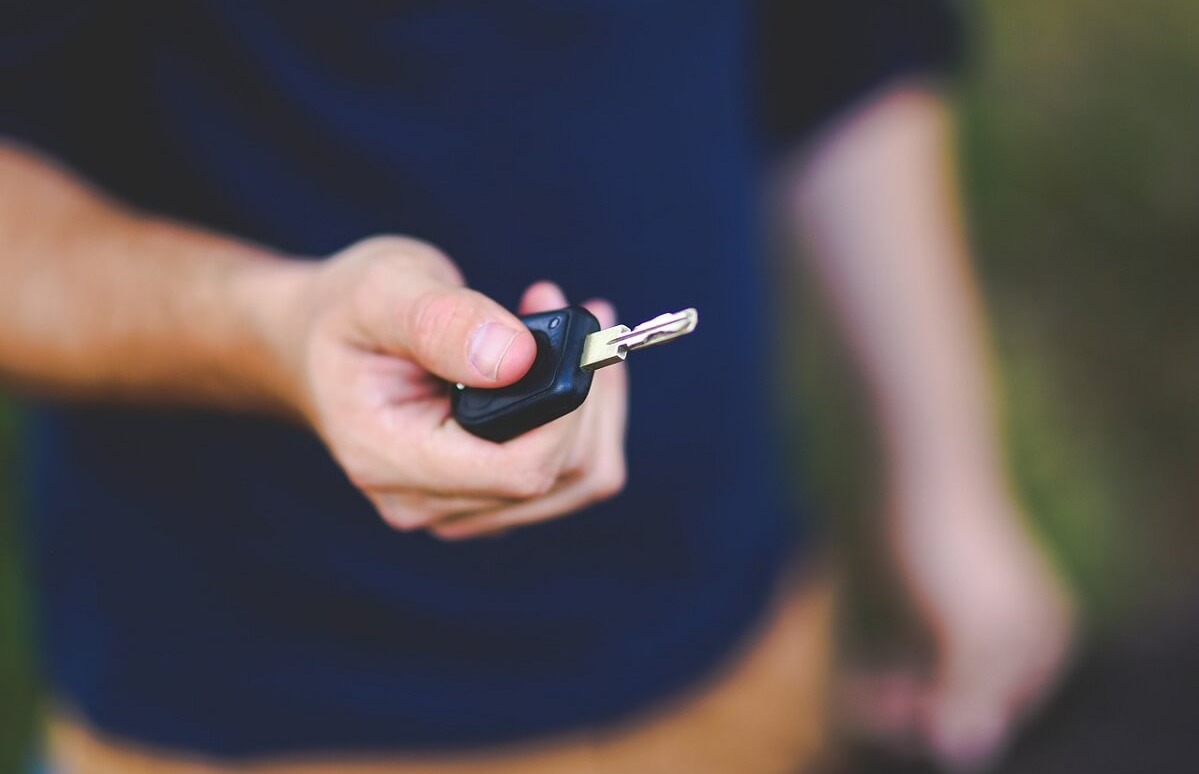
left=758, top=0, right=967, bottom=151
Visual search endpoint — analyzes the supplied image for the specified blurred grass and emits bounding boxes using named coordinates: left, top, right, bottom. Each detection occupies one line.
left=1, top=0, right=1198, bottom=769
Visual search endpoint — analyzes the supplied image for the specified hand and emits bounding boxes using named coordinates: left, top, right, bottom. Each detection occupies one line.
left=273, top=236, right=628, bottom=537
left=429, top=280, right=628, bottom=540
left=845, top=478, right=1076, bottom=772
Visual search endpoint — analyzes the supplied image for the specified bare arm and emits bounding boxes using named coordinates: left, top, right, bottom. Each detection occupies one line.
left=0, top=141, right=628, bottom=538
left=0, top=143, right=307, bottom=412
left=786, top=84, right=1073, bottom=768
left=790, top=86, right=1001, bottom=507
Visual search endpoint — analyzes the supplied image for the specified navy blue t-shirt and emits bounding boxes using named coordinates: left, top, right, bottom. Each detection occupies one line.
left=1, top=0, right=959, bottom=757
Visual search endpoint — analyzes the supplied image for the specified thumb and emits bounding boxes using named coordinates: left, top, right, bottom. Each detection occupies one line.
left=397, top=286, right=536, bottom=387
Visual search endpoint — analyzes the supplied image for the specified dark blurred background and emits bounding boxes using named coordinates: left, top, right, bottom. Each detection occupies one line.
left=1, top=1, right=1196, bottom=772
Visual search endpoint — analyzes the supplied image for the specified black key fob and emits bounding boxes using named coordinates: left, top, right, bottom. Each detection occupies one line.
left=451, top=306, right=601, bottom=443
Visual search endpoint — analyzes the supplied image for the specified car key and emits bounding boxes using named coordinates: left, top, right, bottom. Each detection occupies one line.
left=452, top=306, right=698, bottom=442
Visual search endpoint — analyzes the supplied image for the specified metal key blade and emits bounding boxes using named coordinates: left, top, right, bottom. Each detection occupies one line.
left=580, top=308, right=698, bottom=371
left=608, top=309, right=698, bottom=350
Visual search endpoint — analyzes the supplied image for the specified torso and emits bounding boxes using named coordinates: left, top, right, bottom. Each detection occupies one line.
left=14, top=0, right=803, bottom=755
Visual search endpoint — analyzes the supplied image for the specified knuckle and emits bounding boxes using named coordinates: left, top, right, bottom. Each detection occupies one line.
left=352, top=234, right=424, bottom=258
left=589, top=461, right=627, bottom=502
left=343, top=236, right=462, bottom=284
left=336, top=446, right=385, bottom=493
left=506, top=467, right=557, bottom=499
left=344, top=467, right=376, bottom=493
left=378, top=500, right=434, bottom=532
left=407, top=289, right=471, bottom=355
left=389, top=239, right=461, bottom=283
left=340, top=235, right=421, bottom=269
left=366, top=234, right=413, bottom=252
left=333, top=429, right=408, bottom=492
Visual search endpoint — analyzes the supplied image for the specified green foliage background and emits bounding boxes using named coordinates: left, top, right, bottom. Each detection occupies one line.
left=961, top=0, right=1199, bottom=614
left=1, top=1, right=1196, bottom=771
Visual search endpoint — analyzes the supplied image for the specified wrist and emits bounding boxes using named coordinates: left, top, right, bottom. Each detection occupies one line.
left=884, top=447, right=1014, bottom=526
left=221, top=251, right=321, bottom=421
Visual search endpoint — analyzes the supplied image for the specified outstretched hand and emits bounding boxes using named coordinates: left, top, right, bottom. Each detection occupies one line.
left=273, top=236, right=627, bottom=538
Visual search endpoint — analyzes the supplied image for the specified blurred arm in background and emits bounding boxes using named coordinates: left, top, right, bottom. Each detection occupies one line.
left=786, top=82, right=1076, bottom=770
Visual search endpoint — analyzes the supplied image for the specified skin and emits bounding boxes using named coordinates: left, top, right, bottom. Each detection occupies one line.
left=0, top=144, right=627, bottom=538
left=0, top=81, right=1072, bottom=770
left=789, top=83, right=1075, bottom=770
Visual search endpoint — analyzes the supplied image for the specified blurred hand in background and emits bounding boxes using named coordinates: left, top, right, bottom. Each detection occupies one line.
left=868, top=473, right=1075, bottom=770
left=787, top=83, right=1076, bottom=771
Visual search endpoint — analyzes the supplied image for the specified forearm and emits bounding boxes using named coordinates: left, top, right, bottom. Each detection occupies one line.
left=789, top=85, right=1075, bottom=767
left=789, top=84, right=1005, bottom=503
left=0, top=142, right=310, bottom=413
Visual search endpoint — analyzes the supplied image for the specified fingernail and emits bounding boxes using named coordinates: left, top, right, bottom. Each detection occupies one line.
left=469, top=322, right=520, bottom=381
